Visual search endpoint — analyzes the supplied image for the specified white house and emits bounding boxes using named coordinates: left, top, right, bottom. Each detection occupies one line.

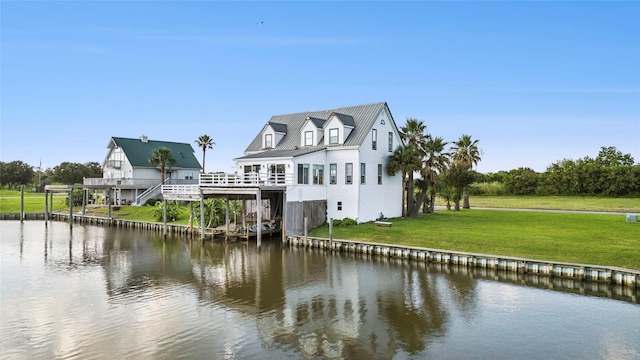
left=234, top=102, right=403, bottom=227
left=84, top=135, right=201, bottom=205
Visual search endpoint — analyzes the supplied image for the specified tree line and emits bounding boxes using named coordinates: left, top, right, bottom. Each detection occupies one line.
left=0, top=161, right=102, bottom=190
left=385, top=118, right=639, bottom=218
left=477, top=146, right=639, bottom=197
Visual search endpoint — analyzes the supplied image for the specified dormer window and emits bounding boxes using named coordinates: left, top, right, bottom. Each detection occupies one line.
left=329, top=128, right=339, bottom=145
left=265, top=134, right=273, bottom=148
left=304, top=131, right=313, bottom=146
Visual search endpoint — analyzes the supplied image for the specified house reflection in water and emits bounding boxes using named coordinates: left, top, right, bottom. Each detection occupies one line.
left=100, top=232, right=464, bottom=358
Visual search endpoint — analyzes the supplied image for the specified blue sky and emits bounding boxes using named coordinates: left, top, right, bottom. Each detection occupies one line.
left=2, top=1, right=639, bottom=174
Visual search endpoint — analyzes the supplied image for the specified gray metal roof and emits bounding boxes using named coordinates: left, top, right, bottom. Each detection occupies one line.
left=244, top=102, right=390, bottom=153
left=330, top=112, right=355, bottom=127
left=307, top=117, right=326, bottom=128
left=235, top=148, right=324, bottom=160
left=269, top=122, right=288, bottom=133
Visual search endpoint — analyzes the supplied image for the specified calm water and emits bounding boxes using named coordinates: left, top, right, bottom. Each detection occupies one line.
left=1, top=221, right=639, bottom=360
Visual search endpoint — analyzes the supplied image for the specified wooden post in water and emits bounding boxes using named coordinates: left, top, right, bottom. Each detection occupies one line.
left=189, top=201, right=194, bottom=235
left=304, top=217, right=308, bottom=243
left=69, top=188, right=73, bottom=229
left=200, top=193, right=205, bottom=241
left=281, top=190, right=287, bottom=243
left=44, top=189, right=49, bottom=225
left=163, top=199, right=167, bottom=239
left=329, top=218, right=333, bottom=250
left=49, top=191, right=53, bottom=215
left=82, top=189, right=87, bottom=215
left=20, top=185, right=24, bottom=222
left=107, top=189, right=112, bottom=219
left=225, top=196, right=230, bottom=241
left=256, top=189, right=262, bottom=248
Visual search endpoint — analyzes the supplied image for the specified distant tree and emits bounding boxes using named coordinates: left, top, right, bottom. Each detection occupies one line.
left=450, top=134, right=481, bottom=209
left=504, top=167, right=539, bottom=195
left=195, top=134, right=215, bottom=173
left=51, top=162, right=103, bottom=184
left=149, top=147, right=176, bottom=185
left=0, top=161, right=35, bottom=189
left=441, top=161, right=476, bottom=211
left=596, top=146, right=634, bottom=167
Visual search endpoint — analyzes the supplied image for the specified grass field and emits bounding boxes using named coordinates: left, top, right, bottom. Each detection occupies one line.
left=309, top=210, right=640, bottom=270
left=0, top=190, right=67, bottom=213
left=455, top=195, right=640, bottom=213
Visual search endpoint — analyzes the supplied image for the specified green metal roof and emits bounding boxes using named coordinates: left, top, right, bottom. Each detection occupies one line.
left=110, top=137, right=202, bottom=170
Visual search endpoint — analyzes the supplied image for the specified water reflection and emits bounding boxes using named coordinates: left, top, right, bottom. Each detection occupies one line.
left=1, top=221, right=639, bottom=360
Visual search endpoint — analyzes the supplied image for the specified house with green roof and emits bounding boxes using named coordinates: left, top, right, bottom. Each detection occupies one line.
left=84, top=135, right=201, bottom=205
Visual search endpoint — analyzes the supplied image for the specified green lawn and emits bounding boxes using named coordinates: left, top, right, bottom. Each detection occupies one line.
left=0, top=190, right=67, bottom=213
left=459, top=195, right=640, bottom=213
left=310, top=210, right=640, bottom=270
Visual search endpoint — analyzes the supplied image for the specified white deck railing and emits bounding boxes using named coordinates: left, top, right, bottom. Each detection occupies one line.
left=161, top=184, right=201, bottom=195
left=199, top=173, right=293, bottom=187
left=83, top=178, right=198, bottom=187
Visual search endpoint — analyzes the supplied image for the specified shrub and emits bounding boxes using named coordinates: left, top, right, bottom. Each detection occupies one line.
left=65, top=189, right=85, bottom=206
left=151, top=200, right=181, bottom=222
left=469, top=182, right=506, bottom=196
left=333, top=217, right=358, bottom=227
left=145, top=198, right=158, bottom=206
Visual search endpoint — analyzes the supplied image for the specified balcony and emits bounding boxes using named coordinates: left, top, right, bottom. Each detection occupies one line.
left=199, top=173, right=293, bottom=187
left=104, top=160, right=122, bottom=169
left=83, top=178, right=198, bottom=188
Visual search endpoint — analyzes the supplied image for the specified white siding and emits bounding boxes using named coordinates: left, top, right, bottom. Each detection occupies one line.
left=325, top=148, right=360, bottom=221
left=356, top=108, right=403, bottom=221
left=287, top=151, right=328, bottom=202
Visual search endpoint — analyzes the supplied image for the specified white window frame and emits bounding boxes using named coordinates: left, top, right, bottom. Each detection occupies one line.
left=305, top=131, right=313, bottom=146
left=313, top=164, right=324, bottom=185
left=329, top=128, right=339, bottom=145
left=330, top=163, right=337, bottom=184
left=297, top=163, right=310, bottom=184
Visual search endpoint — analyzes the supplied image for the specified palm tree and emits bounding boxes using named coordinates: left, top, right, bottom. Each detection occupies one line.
left=413, top=136, right=449, bottom=216
left=400, top=118, right=428, bottom=150
left=387, top=144, right=422, bottom=217
left=195, top=134, right=215, bottom=173
left=149, top=147, right=176, bottom=185
left=399, top=118, right=429, bottom=215
left=450, top=134, right=481, bottom=209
